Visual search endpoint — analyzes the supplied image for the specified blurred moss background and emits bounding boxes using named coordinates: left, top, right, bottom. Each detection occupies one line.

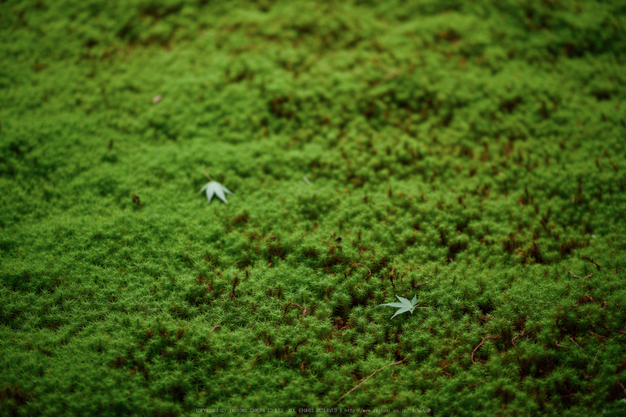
left=1, top=0, right=626, bottom=415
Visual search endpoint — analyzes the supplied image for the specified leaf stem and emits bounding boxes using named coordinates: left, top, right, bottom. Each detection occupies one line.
left=202, top=169, right=213, bottom=181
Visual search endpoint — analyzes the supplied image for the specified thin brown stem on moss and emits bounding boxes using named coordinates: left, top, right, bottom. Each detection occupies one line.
left=332, top=357, right=407, bottom=406
left=511, top=330, right=525, bottom=347
left=471, top=336, right=500, bottom=364
left=570, top=337, right=584, bottom=350
left=348, top=263, right=372, bottom=284
left=0, top=283, right=14, bottom=293
left=592, top=348, right=605, bottom=368
left=466, top=381, right=486, bottom=390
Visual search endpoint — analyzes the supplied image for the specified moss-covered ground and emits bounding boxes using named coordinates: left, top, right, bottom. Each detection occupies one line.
left=1, top=0, right=626, bottom=415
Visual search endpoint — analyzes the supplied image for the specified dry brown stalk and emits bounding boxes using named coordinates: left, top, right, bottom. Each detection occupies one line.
left=332, top=357, right=407, bottom=405
left=592, top=348, right=605, bottom=368
left=440, top=356, right=463, bottom=377
left=471, top=336, right=500, bottom=364
left=511, top=330, right=525, bottom=347
left=284, top=302, right=307, bottom=318
left=466, top=380, right=486, bottom=390
left=0, top=283, right=14, bottom=293
left=349, top=263, right=372, bottom=283
left=570, top=337, right=584, bottom=350
left=300, top=359, right=307, bottom=376
left=589, top=330, right=607, bottom=341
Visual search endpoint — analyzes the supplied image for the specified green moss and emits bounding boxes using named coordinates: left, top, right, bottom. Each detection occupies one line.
left=1, top=0, right=626, bottom=415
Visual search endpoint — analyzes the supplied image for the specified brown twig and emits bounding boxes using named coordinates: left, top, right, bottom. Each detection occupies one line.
left=332, top=357, right=407, bottom=406
left=413, top=282, right=430, bottom=289
left=511, top=330, right=525, bottom=347
left=567, top=271, right=592, bottom=280
left=471, top=336, right=500, bottom=364
left=440, top=356, right=463, bottom=377
left=583, top=257, right=601, bottom=271
left=592, top=348, right=605, bottom=368
left=349, top=263, right=372, bottom=284
left=619, top=382, right=626, bottom=396
left=570, top=337, right=584, bottom=350
left=0, top=283, right=14, bottom=293
left=555, top=341, right=569, bottom=349
left=301, top=359, right=307, bottom=376
left=466, top=380, right=486, bottom=390
left=209, top=325, right=221, bottom=334
left=230, top=277, right=240, bottom=306
left=589, top=330, right=607, bottom=342
left=284, top=302, right=307, bottom=318
left=229, top=291, right=239, bottom=306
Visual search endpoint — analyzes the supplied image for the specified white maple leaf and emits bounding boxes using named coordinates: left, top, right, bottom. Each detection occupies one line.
left=379, top=294, right=425, bottom=320
left=199, top=181, right=234, bottom=204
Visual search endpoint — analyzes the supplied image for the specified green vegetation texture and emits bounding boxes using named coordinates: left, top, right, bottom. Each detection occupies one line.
left=1, top=0, right=626, bottom=415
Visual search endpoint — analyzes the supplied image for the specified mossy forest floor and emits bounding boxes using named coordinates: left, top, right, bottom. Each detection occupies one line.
left=1, top=1, right=626, bottom=416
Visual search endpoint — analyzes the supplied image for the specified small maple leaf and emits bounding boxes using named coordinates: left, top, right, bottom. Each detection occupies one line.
left=379, top=294, right=425, bottom=320
left=199, top=181, right=234, bottom=204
